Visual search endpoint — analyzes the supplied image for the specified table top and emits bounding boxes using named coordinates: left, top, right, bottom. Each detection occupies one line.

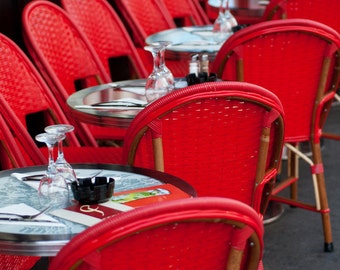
left=146, top=25, right=225, bottom=61
left=67, top=79, right=188, bottom=128
left=0, top=164, right=196, bottom=256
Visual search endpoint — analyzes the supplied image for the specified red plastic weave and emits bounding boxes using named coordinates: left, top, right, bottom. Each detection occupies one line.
left=61, top=0, right=148, bottom=79
left=211, top=19, right=340, bottom=250
left=162, top=0, right=210, bottom=26
left=22, top=1, right=127, bottom=142
left=263, top=0, right=340, bottom=34
left=115, top=0, right=176, bottom=47
left=48, top=197, right=264, bottom=270
left=0, top=33, right=123, bottom=167
left=122, top=81, right=285, bottom=214
left=211, top=19, right=340, bottom=143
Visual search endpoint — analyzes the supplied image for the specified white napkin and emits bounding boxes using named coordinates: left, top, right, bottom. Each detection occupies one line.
left=0, top=203, right=64, bottom=227
left=11, top=172, right=43, bottom=190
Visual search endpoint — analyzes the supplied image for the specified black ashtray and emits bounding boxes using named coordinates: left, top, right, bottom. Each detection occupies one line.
left=71, top=177, right=115, bottom=204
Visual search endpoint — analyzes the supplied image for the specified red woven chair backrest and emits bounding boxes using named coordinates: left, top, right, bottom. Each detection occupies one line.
left=22, top=1, right=127, bottom=143
left=122, top=82, right=285, bottom=214
left=162, top=0, right=210, bottom=26
left=22, top=1, right=111, bottom=99
left=115, top=0, right=176, bottom=47
left=212, top=19, right=340, bottom=143
left=0, top=33, right=82, bottom=148
left=61, top=0, right=149, bottom=80
left=263, top=0, right=340, bottom=34
left=48, top=197, right=264, bottom=270
left=0, top=95, right=46, bottom=169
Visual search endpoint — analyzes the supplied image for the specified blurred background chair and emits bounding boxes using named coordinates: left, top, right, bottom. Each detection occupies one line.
left=22, top=1, right=127, bottom=143
left=114, top=0, right=188, bottom=77
left=0, top=33, right=123, bottom=168
left=263, top=0, right=340, bottom=31
left=61, top=0, right=149, bottom=81
left=262, top=0, right=340, bottom=139
left=211, top=19, right=340, bottom=252
left=114, top=0, right=175, bottom=48
left=122, top=81, right=285, bottom=216
left=48, top=197, right=264, bottom=270
left=162, top=0, right=210, bottom=26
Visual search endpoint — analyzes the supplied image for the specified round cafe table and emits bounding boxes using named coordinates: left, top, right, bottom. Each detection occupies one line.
left=0, top=164, right=196, bottom=256
left=66, top=79, right=188, bottom=128
left=146, top=25, right=224, bottom=62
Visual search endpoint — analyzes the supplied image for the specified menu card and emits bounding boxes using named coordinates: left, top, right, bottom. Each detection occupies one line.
left=51, top=184, right=191, bottom=226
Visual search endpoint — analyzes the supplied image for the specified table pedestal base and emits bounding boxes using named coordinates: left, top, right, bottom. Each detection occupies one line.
left=264, top=201, right=284, bottom=225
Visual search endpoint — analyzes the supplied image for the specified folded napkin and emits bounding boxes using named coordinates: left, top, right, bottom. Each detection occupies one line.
left=11, top=172, right=44, bottom=190
left=0, top=203, right=64, bottom=227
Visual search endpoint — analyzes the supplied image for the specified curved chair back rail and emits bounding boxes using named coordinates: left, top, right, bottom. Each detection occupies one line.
left=22, top=0, right=127, bottom=141
left=61, top=0, right=149, bottom=80
left=211, top=18, right=340, bottom=252
left=122, top=81, right=285, bottom=215
left=49, top=197, right=264, bottom=270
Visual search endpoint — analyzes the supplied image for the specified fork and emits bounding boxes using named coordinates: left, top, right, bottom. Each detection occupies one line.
left=0, top=206, right=50, bottom=220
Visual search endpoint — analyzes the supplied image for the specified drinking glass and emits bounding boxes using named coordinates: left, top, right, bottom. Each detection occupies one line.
left=35, top=132, right=70, bottom=209
left=157, top=41, right=175, bottom=86
left=213, top=0, right=237, bottom=43
left=144, top=42, right=175, bottom=103
left=45, top=124, right=77, bottom=184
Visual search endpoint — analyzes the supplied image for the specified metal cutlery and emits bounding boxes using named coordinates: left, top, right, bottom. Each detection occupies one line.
left=91, top=100, right=147, bottom=107
left=0, top=206, right=50, bottom=220
left=0, top=217, right=57, bottom=223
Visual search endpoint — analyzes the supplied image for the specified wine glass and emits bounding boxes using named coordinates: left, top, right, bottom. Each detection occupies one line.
left=35, top=132, right=70, bottom=209
left=213, top=0, right=237, bottom=43
left=157, top=41, right=175, bottom=86
left=45, top=124, right=77, bottom=185
left=144, top=42, right=175, bottom=103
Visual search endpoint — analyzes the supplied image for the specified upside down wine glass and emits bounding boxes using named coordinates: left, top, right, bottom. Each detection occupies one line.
left=144, top=41, right=175, bottom=103
left=35, top=132, right=70, bottom=209
left=213, top=0, right=238, bottom=43
left=45, top=124, right=77, bottom=184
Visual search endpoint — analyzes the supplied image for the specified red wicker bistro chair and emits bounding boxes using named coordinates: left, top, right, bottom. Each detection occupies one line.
left=162, top=0, right=210, bottom=27
left=115, top=0, right=188, bottom=77
left=49, top=197, right=264, bottom=270
left=122, top=81, right=285, bottom=216
left=22, top=1, right=127, bottom=142
left=211, top=18, right=340, bottom=252
left=61, top=0, right=149, bottom=81
left=0, top=33, right=123, bottom=167
left=262, top=0, right=340, bottom=140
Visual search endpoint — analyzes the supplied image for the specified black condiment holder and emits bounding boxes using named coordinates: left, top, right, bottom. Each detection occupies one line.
left=186, top=72, right=217, bottom=86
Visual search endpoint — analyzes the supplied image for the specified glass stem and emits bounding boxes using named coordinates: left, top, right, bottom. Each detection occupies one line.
left=219, top=0, right=226, bottom=15
left=46, top=142, right=56, bottom=176
left=152, top=49, right=161, bottom=72
left=56, top=139, right=65, bottom=164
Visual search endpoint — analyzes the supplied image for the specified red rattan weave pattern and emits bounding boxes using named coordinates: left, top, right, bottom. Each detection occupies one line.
left=162, top=0, right=210, bottom=26
left=22, top=1, right=111, bottom=96
left=212, top=19, right=340, bottom=142
left=263, top=0, right=340, bottom=33
left=0, top=33, right=124, bottom=167
left=0, top=33, right=82, bottom=147
left=61, top=0, right=148, bottom=79
left=115, top=0, right=176, bottom=47
left=49, top=197, right=264, bottom=270
left=123, top=81, right=285, bottom=213
left=211, top=19, right=340, bottom=251
left=22, top=1, right=127, bottom=141
left=0, top=255, right=40, bottom=270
